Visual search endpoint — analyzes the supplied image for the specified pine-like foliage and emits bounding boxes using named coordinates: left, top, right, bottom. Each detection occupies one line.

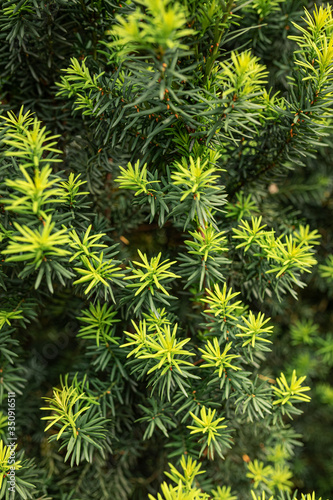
left=0, top=1, right=333, bottom=499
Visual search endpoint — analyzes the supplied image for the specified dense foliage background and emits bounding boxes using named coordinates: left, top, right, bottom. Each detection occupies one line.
left=0, top=0, right=333, bottom=499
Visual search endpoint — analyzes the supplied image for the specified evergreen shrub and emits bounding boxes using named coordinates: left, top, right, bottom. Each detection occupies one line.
left=0, top=0, right=333, bottom=499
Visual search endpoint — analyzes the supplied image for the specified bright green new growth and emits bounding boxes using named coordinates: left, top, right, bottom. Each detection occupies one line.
left=185, top=226, right=228, bottom=262
left=73, top=252, right=124, bottom=300
left=236, top=312, right=273, bottom=348
left=115, top=160, right=159, bottom=195
left=40, top=375, right=107, bottom=466
left=187, top=406, right=231, bottom=459
left=218, top=50, right=268, bottom=98
left=232, top=216, right=271, bottom=251
left=171, top=157, right=222, bottom=202
left=0, top=310, right=23, bottom=330
left=4, top=164, right=63, bottom=217
left=56, top=57, right=105, bottom=115
left=0, top=1, right=332, bottom=499
left=273, top=370, right=311, bottom=406
left=60, top=173, right=89, bottom=207
left=0, top=441, right=22, bottom=489
left=77, top=301, right=120, bottom=347
left=121, top=319, right=150, bottom=357
left=247, top=459, right=276, bottom=488
left=107, top=0, right=193, bottom=56
left=3, top=216, right=70, bottom=267
left=149, top=457, right=324, bottom=500
left=201, top=283, right=244, bottom=319
left=124, top=250, right=180, bottom=313
left=125, top=250, right=180, bottom=297
left=69, top=225, right=107, bottom=262
left=0, top=107, right=62, bottom=167
left=165, top=455, right=205, bottom=492
left=247, top=459, right=293, bottom=493
left=265, top=235, right=317, bottom=278
left=198, top=339, right=241, bottom=377
left=40, top=375, right=96, bottom=439
left=211, top=486, right=237, bottom=500
left=121, top=320, right=196, bottom=400
left=138, top=324, right=193, bottom=374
